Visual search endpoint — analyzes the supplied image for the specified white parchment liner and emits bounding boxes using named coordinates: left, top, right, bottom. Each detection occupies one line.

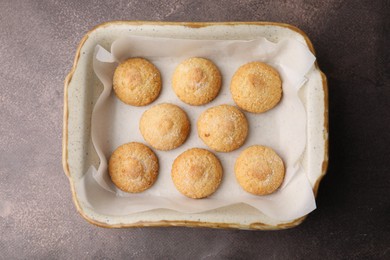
left=79, top=35, right=317, bottom=221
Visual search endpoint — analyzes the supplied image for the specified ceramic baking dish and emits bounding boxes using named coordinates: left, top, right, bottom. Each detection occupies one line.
left=63, top=21, right=328, bottom=230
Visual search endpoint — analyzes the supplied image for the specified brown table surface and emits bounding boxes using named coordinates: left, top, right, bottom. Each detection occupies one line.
left=1, top=0, right=389, bottom=258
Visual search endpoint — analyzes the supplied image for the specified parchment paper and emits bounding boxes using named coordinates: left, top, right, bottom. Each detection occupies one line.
left=82, top=35, right=316, bottom=221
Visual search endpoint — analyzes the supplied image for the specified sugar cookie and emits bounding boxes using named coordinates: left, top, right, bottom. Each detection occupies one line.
left=197, top=104, right=248, bottom=152
left=230, top=62, right=282, bottom=113
left=235, top=145, right=285, bottom=195
left=171, top=148, right=223, bottom=199
left=108, top=142, right=159, bottom=193
left=113, top=58, right=161, bottom=106
left=140, top=103, right=190, bottom=150
left=172, top=57, right=222, bottom=105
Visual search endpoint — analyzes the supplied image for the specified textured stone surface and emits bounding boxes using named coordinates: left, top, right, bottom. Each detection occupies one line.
left=0, top=0, right=389, bottom=258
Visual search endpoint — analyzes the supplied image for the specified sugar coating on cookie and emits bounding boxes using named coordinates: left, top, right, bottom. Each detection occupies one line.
left=197, top=104, right=248, bottom=152
left=235, top=145, right=285, bottom=195
left=140, top=103, right=190, bottom=151
left=171, top=148, right=223, bottom=199
left=172, top=57, right=222, bottom=105
left=230, top=62, right=282, bottom=113
left=108, top=142, right=159, bottom=193
left=113, top=58, right=161, bottom=106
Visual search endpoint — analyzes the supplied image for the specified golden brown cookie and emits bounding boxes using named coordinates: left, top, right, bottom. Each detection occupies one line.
left=197, top=104, right=248, bottom=152
left=230, top=62, right=282, bottom=113
left=140, top=103, right=190, bottom=151
left=108, top=142, right=159, bottom=193
left=235, top=145, right=285, bottom=195
left=113, top=58, right=161, bottom=106
left=171, top=148, right=223, bottom=199
left=172, top=57, right=222, bottom=105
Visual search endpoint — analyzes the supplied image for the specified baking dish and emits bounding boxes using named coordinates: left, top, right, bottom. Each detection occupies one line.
left=63, top=21, right=328, bottom=229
